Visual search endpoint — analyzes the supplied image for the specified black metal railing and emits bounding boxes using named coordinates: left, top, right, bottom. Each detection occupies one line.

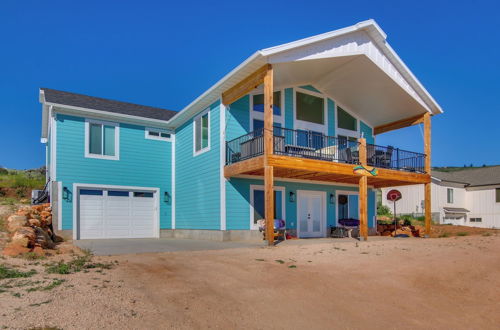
left=226, top=128, right=426, bottom=173
left=273, top=127, right=359, bottom=163
left=226, top=128, right=264, bottom=165
left=366, top=144, right=426, bottom=173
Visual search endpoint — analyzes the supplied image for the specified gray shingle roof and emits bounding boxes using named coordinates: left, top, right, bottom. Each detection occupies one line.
left=41, top=88, right=177, bottom=122
left=432, top=166, right=500, bottom=187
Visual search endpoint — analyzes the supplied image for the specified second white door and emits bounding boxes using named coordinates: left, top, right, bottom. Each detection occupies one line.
left=297, top=191, right=325, bottom=238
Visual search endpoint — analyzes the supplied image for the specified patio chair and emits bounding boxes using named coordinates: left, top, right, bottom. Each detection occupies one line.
left=257, top=219, right=286, bottom=241
left=338, top=218, right=360, bottom=238
left=382, top=146, right=394, bottom=168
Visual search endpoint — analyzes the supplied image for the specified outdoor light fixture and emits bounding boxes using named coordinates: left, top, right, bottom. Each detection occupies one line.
left=289, top=191, right=295, bottom=203
left=164, top=191, right=170, bottom=203
left=63, top=187, right=69, bottom=200
left=329, top=193, right=335, bottom=204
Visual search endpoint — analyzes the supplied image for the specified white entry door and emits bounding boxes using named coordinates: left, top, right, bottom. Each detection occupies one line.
left=79, top=188, right=157, bottom=239
left=297, top=191, right=325, bottom=238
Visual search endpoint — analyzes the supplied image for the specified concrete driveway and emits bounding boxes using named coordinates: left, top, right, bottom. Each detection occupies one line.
left=74, top=238, right=262, bottom=256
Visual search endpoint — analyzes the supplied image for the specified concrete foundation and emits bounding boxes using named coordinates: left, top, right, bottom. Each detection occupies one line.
left=160, top=229, right=263, bottom=242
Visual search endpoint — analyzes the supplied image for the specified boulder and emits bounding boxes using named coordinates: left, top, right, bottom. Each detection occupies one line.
left=34, top=226, right=56, bottom=249
left=40, top=210, right=51, bottom=219
left=28, top=218, right=41, bottom=227
left=6, top=215, right=28, bottom=232
left=32, top=246, right=46, bottom=257
left=11, top=227, right=36, bottom=247
left=2, top=243, right=30, bottom=257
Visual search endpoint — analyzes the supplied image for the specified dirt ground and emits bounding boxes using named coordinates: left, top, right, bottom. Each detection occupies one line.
left=1, top=235, right=500, bottom=330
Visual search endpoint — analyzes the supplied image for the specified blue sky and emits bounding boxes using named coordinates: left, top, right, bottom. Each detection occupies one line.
left=0, top=0, right=499, bottom=169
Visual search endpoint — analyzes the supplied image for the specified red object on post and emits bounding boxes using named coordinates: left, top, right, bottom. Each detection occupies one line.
left=386, top=189, right=402, bottom=202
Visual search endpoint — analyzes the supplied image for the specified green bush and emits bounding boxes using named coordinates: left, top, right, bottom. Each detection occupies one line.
left=377, top=202, right=393, bottom=217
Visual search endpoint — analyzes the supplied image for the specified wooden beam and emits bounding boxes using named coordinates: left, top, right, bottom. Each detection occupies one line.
left=224, top=156, right=264, bottom=178
left=222, top=64, right=271, bottom=106
left=358, top=138, right=368, bottom=241
left=424, top=112, right=432, bottom=236
left=264, top=165, right=274, bottom=246
left=374, top=113, right=426, bottom=135
left=359, top=175, right=368, bottom=241
left=263, top=66, right=274, bottom=158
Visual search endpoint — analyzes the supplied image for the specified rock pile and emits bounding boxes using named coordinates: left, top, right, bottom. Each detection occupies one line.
left=2, top=203, right=61, bottom=256
left=377, top=222, right=422, bottom=237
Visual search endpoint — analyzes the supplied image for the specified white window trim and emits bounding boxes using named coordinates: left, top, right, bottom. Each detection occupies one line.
left=249, top=184, right=286, bottom=230
left=249, top=89, right=284, bottom=131
left=145, top=127, right=172, bottom=141
left=193, top=108, right=211, bottom=156
left=447, top=188, right=454, bottom=204
left=84, top=119, right=120, bottom=160
left=335, top=102, right=362, bottom=140
left=293, top=87, right=328, bottom=135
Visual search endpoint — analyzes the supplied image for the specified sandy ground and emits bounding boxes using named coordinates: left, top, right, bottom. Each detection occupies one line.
left=1, top=235, right=500, bottom=330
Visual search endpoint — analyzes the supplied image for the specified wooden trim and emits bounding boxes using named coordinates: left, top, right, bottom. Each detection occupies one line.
left=222, top=64, right=271, bottom=106
left=264, top=165, right=274, bottom=246
left=224, top=156, right=264, bottom=178
left=374, top=113, right=426, bottom=135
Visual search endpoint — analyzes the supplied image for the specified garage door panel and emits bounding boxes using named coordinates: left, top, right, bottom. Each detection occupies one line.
left=79, top=188, right=156, bottom=239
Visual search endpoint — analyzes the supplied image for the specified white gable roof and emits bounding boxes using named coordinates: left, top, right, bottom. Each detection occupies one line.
left=169, top=19, right=443, bottom=128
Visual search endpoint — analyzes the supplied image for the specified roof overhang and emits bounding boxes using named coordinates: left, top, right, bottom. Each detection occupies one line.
left=169, top=19, right=443, bottom=129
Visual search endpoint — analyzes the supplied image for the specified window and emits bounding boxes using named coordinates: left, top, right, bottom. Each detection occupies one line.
left=145, top=128, right=171, bottom=141
left=252, top=91, right=281, bottom=115
left=470, top=218, right=482, bottom=223
left=108, top=190, right=129, bottom=197
left=337, top=107, right=357, bottom=131
left=296, top=91, right=324, bottom=124
left=85, top=120, right=119, bottom=160
left=337, top=135, right=358, bottom=149
left=496, top=188, right=500, bottom=203
left=447, top=188, right=454, bottom=204
left=133, top=192, right=154, bottom=198
left=194, top=109, right=210, bottom=155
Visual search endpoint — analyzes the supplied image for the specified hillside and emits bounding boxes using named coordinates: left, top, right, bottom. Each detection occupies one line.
left=0, top=167, right=46, bottom=205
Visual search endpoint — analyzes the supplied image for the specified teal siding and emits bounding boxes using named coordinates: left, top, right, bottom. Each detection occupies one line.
left=56, top=114, right=172, bottom=230
left=226, top=95, right=249, bottom=141
left=349, top=195, right=359, bottom=218
left=226, top=178, right=376, bottom=230
left=299, top=85, right=322, bottom=93
left=175, top=100, right=221, bottom=229
left=327, top=98, right=335, bottom=136
left=284, top=88, right=294, bottom=129
left=360, top=121, right=374, bottom=144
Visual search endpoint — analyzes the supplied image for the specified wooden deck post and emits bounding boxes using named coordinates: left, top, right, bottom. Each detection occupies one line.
left=424, top=113, right=432, bottom=237
left=263, top=65, right=275, bottom=246
left=358, top=138, right=368, bottom=241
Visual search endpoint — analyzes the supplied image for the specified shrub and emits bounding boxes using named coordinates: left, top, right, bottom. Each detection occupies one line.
left=377, top=202, right=392, bottom=217
left=456, top=232, right=468, bottom=236
left=439, top=232, right=450, bottom=238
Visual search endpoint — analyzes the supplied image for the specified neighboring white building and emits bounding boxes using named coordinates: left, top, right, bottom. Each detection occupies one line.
left=381, top=166, right=500, bottom=228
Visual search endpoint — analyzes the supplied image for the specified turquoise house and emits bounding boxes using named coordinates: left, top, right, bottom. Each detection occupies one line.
left=39, top=20, right=441, bottom=241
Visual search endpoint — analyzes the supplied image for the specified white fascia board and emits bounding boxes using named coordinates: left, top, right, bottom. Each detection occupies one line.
left=40, top=89, right=49, bottom=141
left=153, top=19, right=441, bottom=130
left=46, top=102, right=174, bottom=129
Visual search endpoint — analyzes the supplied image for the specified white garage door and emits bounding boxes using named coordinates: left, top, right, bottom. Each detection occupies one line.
left=79, top=188, right=157, bottom=239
